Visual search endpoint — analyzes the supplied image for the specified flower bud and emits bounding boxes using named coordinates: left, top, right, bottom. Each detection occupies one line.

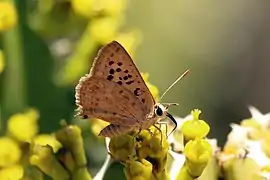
left=181, top=109, right=210, bottom=141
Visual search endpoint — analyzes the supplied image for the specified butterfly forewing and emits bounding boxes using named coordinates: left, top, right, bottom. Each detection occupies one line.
left=89, top=41, right=155, bottom=115
left=75, top=77, right=145, bottom=126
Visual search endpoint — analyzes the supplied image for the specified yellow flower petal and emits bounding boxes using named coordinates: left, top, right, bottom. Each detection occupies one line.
left=101, top=0, right=127, bottom=16
left=71, top=0, right=127, bottom=18
left=0, top=2, right=17, bottom=31
left=109, top=135, right=136, bottom=162
left=30, top=145, right=70, bottom=179
left=7, top=109, right=39, bottom=142
left=0, top=137, right=21, bottom=167
left=184, top=138, right=212, bottom=164
left=115, top=30, right=142, bottom=58
left=0, top=164, right=24, bottom=180
left=71, top=0, right=96, bottom=18
left=261, top=164, right=270, bottom=172
left=90, top=17, right=121, bottom=44
left=223, top=143, right=239, bottom=155
left=181, top=109, right=210, bottom=140
left=90, top=119, right=109, bottom=136
left=33, top=134, right=62, bottom=153
left=183, top=138, right=213, bottom=178
left=241, top=118, right=262, bottom=130
left=124, top=159, right=153, bottom=180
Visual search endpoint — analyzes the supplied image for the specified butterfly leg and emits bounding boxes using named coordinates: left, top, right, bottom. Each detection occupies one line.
left=152, top=124, right=164, bottom=145
left=99, top=124, right=133, bottom=137
left=157, top=121, right=168, bottom=138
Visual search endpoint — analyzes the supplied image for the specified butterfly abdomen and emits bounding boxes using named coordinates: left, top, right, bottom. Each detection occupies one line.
left=99, top=124, right=134, bottom=137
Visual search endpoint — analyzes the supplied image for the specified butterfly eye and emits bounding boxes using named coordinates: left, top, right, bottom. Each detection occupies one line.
left=155, top=106, right=163, bottom=116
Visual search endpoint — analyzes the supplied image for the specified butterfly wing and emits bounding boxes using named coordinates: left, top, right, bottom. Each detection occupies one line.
left=75, top=76, right=145, bottom=126
left=89, top=41, right=155, bottom=115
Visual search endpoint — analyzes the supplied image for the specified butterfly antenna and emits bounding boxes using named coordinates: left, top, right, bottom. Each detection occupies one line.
left=160, top=69, right=190, bottom=100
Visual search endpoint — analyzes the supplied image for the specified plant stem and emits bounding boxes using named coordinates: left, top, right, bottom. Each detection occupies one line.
left=1, top=0, right=26, bottom=133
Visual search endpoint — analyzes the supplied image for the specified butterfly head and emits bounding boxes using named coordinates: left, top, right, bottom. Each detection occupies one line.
left=154, top=102, right=178, bottom=118
left=154, top=103, right=166, bottom=119
left=154, top=103, right=178, bottom=136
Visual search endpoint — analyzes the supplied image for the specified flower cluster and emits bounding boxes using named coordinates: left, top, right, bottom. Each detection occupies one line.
left=0, top=1, right=17, bottom=32
left=100, top=109, right=214, bottom=180
left=168, top=110, right=214, bottom=180
left=0, top=108, right=92, bottom=180
left=109, top=127, right=169, bottom=180
left=0, top=1, right=17, bottom=74
left=218, top=106, right=270, bottom=180
left=0, top=109, right=40, bottom=179
left=29, top=0, right=143, bottom=86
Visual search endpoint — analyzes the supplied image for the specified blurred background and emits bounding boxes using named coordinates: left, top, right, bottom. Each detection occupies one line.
left=0, top=0, right=270, bottom=179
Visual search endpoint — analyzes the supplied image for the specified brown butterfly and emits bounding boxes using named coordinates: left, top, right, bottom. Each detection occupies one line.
left=75, top=41, right=189, bottom=137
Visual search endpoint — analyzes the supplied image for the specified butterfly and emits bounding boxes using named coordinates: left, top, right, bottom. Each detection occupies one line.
left=75, top=41, right=189, bottom=137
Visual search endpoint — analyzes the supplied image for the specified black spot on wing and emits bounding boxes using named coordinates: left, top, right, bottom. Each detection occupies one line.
left=134, top=88, right=141, bottom=96
left=117, top=62, right=123, bottom=66
left=107, top=75, right=114, bottom=81
left=126, top=80, right=134, bottom=85
left=109, top=69, right=115, bottom=74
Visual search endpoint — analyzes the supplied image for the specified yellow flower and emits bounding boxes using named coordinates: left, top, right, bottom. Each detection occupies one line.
left=184, top=138, right=212, bottom=177
left=181, top=109, right=210, bottom=141
left=0, top=1, right=17, bottom=31
left=222, top=157, right=261, bottom=180
left=261, top=131, right=270, bottom=158
left=0, top=137, right=21, bottom=167
left=223, top=143, right=239, bottom=155
left=261, top=164, right=270, bottom=172
left=0, top=164, right=24, bottom=180
left=71, top=0, right=96, bottom=18
left=124, top=159, right=153, bottom=180
left=137, top=128, right=169, bottom=160
left=241, top=118, right=262, bottom=129
left=141, top=73, right=160, bottom=100
left=241, top=118, right=263, bottom=140
left=115, top=30, right=142, bottom=58
left=7, top=109, right=39, bottom=142
left=101, top=0, right=127, bottom=17
left=0, top=50, right=4, bottom=73
left=109, top=134, right=136, bottom=162
left=54, top=125, right=88, bottom=169
left=30, top=145, right=70, bottom=179
left=33, top=134, right=62, bottom=153
left=71, top=0, right=127, bottom=18
left=184, top=138, right=212, bottom=164
left=90, top=17, right=121, bottom=44
left=90, top=119, right=109, bottom=136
